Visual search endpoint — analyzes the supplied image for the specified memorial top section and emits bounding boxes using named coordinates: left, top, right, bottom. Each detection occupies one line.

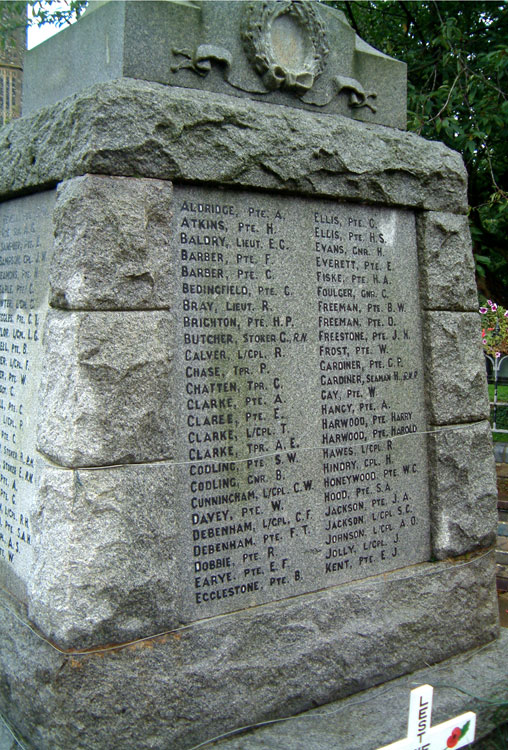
left=22, top=0, right=407, bottom=128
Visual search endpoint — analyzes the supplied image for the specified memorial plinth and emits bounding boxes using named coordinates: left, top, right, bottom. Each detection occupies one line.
left=0, top=2, right=499, bottom=749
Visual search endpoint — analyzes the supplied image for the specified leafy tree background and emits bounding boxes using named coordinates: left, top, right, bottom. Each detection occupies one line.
left=325, top=0, right=508, bottom=307
left=0, top=0, right=86, bottom=37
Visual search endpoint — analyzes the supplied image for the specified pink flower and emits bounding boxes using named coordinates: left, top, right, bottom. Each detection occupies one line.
left=488, top=299, right=494, bottom=306
left=504, top=311, right=508, bottom=318
left=479, top=307, right=487, bottom=314
left=492, top=303, right=498, bottom=312
left=496, top=352, right=501, bottom=358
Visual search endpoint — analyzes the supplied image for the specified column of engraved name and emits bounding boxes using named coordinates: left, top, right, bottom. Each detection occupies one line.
left=178, top=198, right=256, bottom=607
left=314, top=208, right=368, bottom=575
left=314, top=206, right=427, bottom=578
left=0, top=193, right=53, bottom=573
left=175, top=189, right=323, bottom=616
left=255, top=209, right=316, bottom=593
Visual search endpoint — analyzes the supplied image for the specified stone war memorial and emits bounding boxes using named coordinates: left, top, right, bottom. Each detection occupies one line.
left=0, top=1, right=502, bottom=749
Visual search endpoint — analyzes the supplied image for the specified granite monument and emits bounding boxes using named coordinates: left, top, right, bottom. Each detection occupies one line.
left=0, top=2, right=499, bottom=749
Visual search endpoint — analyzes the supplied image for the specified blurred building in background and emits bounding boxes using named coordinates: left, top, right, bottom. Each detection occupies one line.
left=0, top=1, right=26, bottom=124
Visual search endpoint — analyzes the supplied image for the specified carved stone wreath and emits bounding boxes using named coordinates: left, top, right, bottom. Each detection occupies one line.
left=241, top=1, right=329, bottom=96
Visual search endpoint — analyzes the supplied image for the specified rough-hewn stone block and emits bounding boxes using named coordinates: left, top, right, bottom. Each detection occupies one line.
left=0, top=80, right=467, bottom=212
left=27, top=462, right=179, bottom=648
left=423, top=312, right=490, bottom=425
left=428, top=420, right=497, bottom=559
left=416, top=211, right=478, bottom=312
left=209, top=627, right=508, bottom=749
left=0, top=552, right=498, bottom=750
left=51, top=174, right=174, bottom=310
left=0, top=7, right=496, bottom=748
left=37, top=310, right=174, bottom=467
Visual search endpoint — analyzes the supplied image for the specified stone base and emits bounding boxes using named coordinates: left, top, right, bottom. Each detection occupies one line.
left=0, top=720, right=17, bottom=750
left=0, top=551, right=499, bottom=750
left=210, top=627, right=508, bottom=749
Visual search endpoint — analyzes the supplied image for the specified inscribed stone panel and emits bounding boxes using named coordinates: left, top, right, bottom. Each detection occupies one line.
left=171, top=185, right=430, bottom=620
left=0, top=191, right=54, bottom=593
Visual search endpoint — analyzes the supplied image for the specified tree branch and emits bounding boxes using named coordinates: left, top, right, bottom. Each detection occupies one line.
left=398, top=1, right=427, bottom=47
left=343, top=1, right=362, bottom=36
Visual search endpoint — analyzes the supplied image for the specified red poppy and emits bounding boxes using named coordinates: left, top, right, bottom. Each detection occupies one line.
left=446, top=727, right=462, bottom=748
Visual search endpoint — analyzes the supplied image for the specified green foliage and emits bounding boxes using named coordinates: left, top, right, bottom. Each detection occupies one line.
left=488, top=385, right=508, bottom=403
left=490, top=404, right=508, bottom=432
left=324, top=1, right=508, bottom=306
left=0, top=2, right=25, bottom=51
left=0, top=1, right=87, bottom=45
left=26, top=0, right=88, bottom=28
left=492, top=432, right=508, bottom=442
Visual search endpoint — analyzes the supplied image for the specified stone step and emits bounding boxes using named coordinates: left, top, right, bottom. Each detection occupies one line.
left=496, top=537, right=508, bottom=567
left=498, top=592, right=508, bottom=628
left=496, top=563, right=508, bottom=591
left=496, top=551, right=508, bottom=566
left=494, top=443, right=508, bottom=463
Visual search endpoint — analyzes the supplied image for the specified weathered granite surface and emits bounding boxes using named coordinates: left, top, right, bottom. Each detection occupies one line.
left=416, top=211, right=478, bottom=312
left=51, top=174, right=174, bottom=309
left=423, top=312, right=490, bottom=425
left=0, top=552, right=499, bottom=750
left=0, top=25, right=498, bottom=750
left=428, top=421, right=498, bottom=559
left=0, top=720, right=17, bottom=750
left=208, top=626, right=508, bottom=750
left=37, top=309, right=174, bottom=466
left=15, top=175, right=492, bottom=656
left=1, top=80, right=467, bottom=209
left=0, top=190, right=55, bottom=598
left=27, top=462, right=180, bottom=649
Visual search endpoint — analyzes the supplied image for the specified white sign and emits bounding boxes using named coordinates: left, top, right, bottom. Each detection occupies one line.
left=376, top=684, right=475, bottom=750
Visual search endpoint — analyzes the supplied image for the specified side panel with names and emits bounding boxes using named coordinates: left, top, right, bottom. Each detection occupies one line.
left=0, top=191, right=54, bottom=592
left=172, top=185, right=430, bottom=620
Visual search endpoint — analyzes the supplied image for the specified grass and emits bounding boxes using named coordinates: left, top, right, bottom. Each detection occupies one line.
left=488, top=385, right=508, bottom=440
left=492, top=433, right=507, bottom=442
left=492, top=432, right=508, bottom=442
left=472, top=721, right=508, bottom=748
left=488, top=384, right=508, bottom=402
